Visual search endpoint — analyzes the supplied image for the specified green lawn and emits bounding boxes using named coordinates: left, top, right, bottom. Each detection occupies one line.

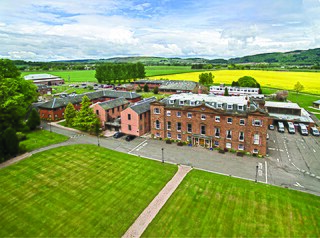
left=145, top=66, right=198, bottom=77
left=0, top=145, right=177, bottom=237
left=143, top=170, right=320, bottom=237
left=19, top=129, right=69, bottom=152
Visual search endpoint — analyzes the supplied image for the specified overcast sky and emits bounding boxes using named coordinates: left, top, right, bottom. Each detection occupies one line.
left=0, top=0, right=320, bottom=61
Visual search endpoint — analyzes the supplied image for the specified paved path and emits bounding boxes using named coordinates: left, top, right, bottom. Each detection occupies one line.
left=123, top=165, right=192, bottom=238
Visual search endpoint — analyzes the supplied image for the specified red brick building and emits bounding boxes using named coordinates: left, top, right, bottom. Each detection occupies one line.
left=150, top=93, right=269, bottom=156
left=121, top=97, right=156, bottom=136
left=38, top=90, right=141, bottom=121
left=91, top=97, right=129, bottom=130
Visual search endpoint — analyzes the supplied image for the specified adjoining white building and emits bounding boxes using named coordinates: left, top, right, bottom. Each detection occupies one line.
left=210, top=84, right=259, bottom=96
left=24, top=74, right=65, bottom=86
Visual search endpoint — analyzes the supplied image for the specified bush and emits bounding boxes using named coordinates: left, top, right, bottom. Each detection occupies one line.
left=177, top=141, right=184, bottom=146
left=88, top=85, right=93, bottom=90
left=27, top=108, right=40, bottom=131
left=153, top=86, right=159, bottom=94
left=19, top=144, right=27, bottom=154
left=236, top=151, right=245, bottom=157
left=224, top=148, right=228, bottom=152
left=218, top=148, right=225, bottom=154
left=229, top=148, right=236, bottom=153
left=166, top=140, right=172, bottom=144
left=16, top=132, right=27, bottom=142
left=136, top=86, right=142, bottom=92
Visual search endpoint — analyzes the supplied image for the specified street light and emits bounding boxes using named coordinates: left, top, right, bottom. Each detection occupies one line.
left=48, top=121, right=52, bottom=132
left=97, top=128, right=101, bottom=147
left=161, top=148, right=164, bottom=163
left=255, top=165, right=259, bottom=182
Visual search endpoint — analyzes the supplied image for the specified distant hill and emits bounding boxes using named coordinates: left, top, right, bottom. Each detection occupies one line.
left=228, top=48, right=320, bottom=65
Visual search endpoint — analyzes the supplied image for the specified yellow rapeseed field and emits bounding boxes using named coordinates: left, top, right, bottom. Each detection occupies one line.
left=150, top=70, right=320, bottom=95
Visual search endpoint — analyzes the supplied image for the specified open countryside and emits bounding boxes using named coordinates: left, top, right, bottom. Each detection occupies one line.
left=151, top=70, right=320, bottom=95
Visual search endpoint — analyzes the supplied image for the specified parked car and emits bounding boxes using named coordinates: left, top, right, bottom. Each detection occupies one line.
left=269, top=124, right=275, bottom=130
left=113, top=132, right=124, bottom=138
left=310, top=127, right=319, bottom=136
left=299, top=123, right=309, bottom=136
left=287, top=122, right=296, bottom=134
left=125, top=135, right=136, bottom=141
left=278, top=122, right=285, bottom=133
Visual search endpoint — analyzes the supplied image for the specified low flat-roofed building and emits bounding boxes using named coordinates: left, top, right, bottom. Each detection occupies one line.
left=313, top=99, right=320, bottom=109
left=24, top=74, right=65, bottom=86
left=210, top=84, right=260, bottom=96
left=265, top=101, right=302, bottom=116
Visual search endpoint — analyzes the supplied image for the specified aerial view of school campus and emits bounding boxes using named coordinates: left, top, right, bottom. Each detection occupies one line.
left=0, top=0, right=320, bottom=237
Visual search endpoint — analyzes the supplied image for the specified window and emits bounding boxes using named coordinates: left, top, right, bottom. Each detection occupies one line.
left=238, top=144, right=244, bottom=150
left=128, top=114, right=131, bottom=120
left=187, top=112, right=192, bottom=118
left=155, top=120, right=160, bottom=129
left=167, top=111, right=171, bottom=116
left=227, top=104, right=233, bottom=110
left=227, top=117, right=232, bottom=124
left=253, top=134, right=260, bottom=145
left=190, top=101, right=195, bottom=106
left=240, top=119, right=245, bottom=125
left=238, top=105, right=244, bottom=111
left=187, top=124, right=192, bottom=133
left=253, top=148, right=259, bottom=154
left=167, top=132, right=171, bottom=138
left=167, top=121, right=171, bottom=130
left=201, top=125, right=206, bottom=135
left=128, top=125, right=132, bottom=131
left=179, top=100, right=184, bottom=105
left=226, top=130, right=232, bottom=139
left=140, top=114, right=142, bottom=120
left=177, top=134, right=182, bottom=140
left=226, top=142, right=231, bottom=149
left=122, top=105, right=125, bottom=109
left=117, top=106, right=120, bottom=112
left=215, top=116, right=220, bottom=122
left=177, top=122, right=181, bottom=131
left=96, top=110, right=99, bottom=115
left=214, top=141, right=219, bottom=146
left=187, top=136, right=191, bottom=142
left=239, top=131, right=244, bottom=141
left=169, top=100, right=174, bottom=104
left=154, top=108, right=160, bottom=114
left=156, top=132, right=160, bottom=137
left=253, top=119, right=262, bottom=126
left=215, top=128, right=220, bottom=137
left=112, top=108, right=114, bottom=113
left=217, top=103, right=222, bottom=108
left=201, top=114, right=206, bottom=120
left=176, top=111, right=181, bottom=117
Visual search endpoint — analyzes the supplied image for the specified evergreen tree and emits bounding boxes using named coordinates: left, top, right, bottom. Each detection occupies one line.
left=3, top=127, right=19, bottom=157
left=144, top=84, right=149, bottom=92
left=224, top=87, right=229, bottom=96
left=73, top=96, right=100, bottom=132
left=27, top=108, right=40, bottom=130
left=64, top=102, right=77, bottom=126
left=153, top=86, right=159, bottom=94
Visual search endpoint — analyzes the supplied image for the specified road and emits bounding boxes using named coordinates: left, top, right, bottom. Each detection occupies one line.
left=41, top=122, right=320, bottom=196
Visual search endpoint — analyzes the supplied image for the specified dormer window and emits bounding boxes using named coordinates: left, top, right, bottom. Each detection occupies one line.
left=217, top=103, right=222, bottom=108
left=169, top=100, right=174, bottom=104
left=227, top=104, right=233, bottom=110
left=179, top=100, right=185, bottom=105
left=190, top=101, right=195, bottom=106
left=238, top=105, right=244, bottom=111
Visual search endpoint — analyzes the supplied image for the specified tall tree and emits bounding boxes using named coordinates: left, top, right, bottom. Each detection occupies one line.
left=73, top=96, right=100, bottom=132
left=237, top=76, right=259, bottom=88
left=198, top=72, right=214, bottom=86
left=3, top=127, right=19, bottom=157
left=137, top=62, right=146, bottom=79
left=293, top=81, right=304, bottom=94
left=224, top=87, right=229, bottom=96
left=64, top=102, right=77, bottom=126
left=27, top=108, right=40, bottom=130
left=143, top=84, right=149, bottom=92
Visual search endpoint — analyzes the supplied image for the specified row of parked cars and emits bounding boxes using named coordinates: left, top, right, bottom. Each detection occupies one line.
left=113, top=132, right=136, bottom=141
left=269, top=122, right=319, bottom=136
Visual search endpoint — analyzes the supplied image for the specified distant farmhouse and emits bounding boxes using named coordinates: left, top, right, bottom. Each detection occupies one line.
left=210, top=84, right=260, bottom=96
left=24, top=74, right=65, bottom=86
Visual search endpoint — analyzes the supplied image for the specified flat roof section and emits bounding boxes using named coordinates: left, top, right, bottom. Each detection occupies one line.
left=24, top=74, right=60, bottom=80
left=265, top=101, right=301, bottom=110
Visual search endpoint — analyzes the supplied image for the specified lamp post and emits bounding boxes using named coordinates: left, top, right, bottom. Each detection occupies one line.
left=255, top=165, right=259, bottom=182
left=97, top=128, right=101, bottom=147
left=161, top=148, right=164, bottom=163
left=48, top=121, right=52, bottom=133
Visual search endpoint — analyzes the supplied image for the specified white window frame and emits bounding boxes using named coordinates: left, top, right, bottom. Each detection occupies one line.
left=177, top=134, right=182, bottom=140
left=156, top=132, right=160, bottom=137
left=253, top=119, right=262, bottom=126
left=154, top=108, right=160, bottom=114
left=179, top=100, right=185, bottom=105
left=155, top=120, right=160, bottom=129
left=226, top=130, right=232, bottom=140
left=187, top=123, right=192, bottom=133
left=253, top=134, right=260, bottom=145
left=239, top=131, right=244, bottom=141
left=227, top=104, right=233, bottom=110
left=253, top=148, right=259, bottom=154
left=167, top=132, right=171, bottom=138
left=169, top=100, right=174, bottom=104
left=215, top=116, right=220, bottom=122
left=176, top=111, right=181, bottom=117
left=238, top=144, right=244, bottom=150
left=201, top=114, right=206, bottom=120
left=215, top=128, right=220, bottom=138
left=226, top=142, right=232, bottom=149
left=177, top=122, right=182, bottom=132
left=227, top=117, right=232, bottom=124
left=200, top=125, right=206, bottom=135
left=166, top=111, right=171, bottom=116
left=238, top=105, right=244, bottom=111
left=240, top=119, right=245, bottom=126
left=217, top=103, right=222, bottom=108
left=187, top=112, right=192, bottom=118
left=167, top=121, right=171, bottom=130
left=190, top=101, right=195, bottom=106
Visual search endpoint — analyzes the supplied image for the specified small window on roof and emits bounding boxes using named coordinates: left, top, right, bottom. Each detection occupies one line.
left=169, top=100, right=174, bottom=104
left=179, top=100, right=184, bottom=105
left=227, top=104, right=233, bottom=110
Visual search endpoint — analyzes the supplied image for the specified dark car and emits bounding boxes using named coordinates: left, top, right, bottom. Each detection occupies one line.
left=113, top=132, right=124, bottom=138
left=125, top=135, right=136, bottom=141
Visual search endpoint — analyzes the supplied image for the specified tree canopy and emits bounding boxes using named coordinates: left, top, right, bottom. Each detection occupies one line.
left=237, top=76, right=260, bottom=88
left=95, top=62, right=145, bottom=84
left=198, top=72, right=214, bottom=86
left=64, top=102, right=77, bottom=126
left=293, top=81, right=304, bottom=94
left=27, top=108, right=40, bottom=130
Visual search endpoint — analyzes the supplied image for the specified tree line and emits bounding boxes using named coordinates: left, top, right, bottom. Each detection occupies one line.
left=95, top=62, right=145, bottom=84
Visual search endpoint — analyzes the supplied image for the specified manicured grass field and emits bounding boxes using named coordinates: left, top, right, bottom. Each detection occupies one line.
left=143, top=170, right=320, bottom=237
left=145, top=66, right=196, bottom=77
left=19, top=129, right=69, bottom=152
left=0, top=145, right=177, bottom=237
left=150, top=70, right=320, bottom=95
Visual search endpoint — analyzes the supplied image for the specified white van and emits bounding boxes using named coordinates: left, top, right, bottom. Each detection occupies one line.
left=310, top=127, right=319, bottom=136
left=278, top=122, right=285, bottom=133
left=299, top=123, right=308, bottom=136
left=287, top=122, right=295, bottom=134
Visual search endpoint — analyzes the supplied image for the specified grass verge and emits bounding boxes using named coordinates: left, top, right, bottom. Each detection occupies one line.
left=143, top=170, right=320, bottom=237
left=0, top=144, right=177, bottom=237
left=19, top=129, right=69, bottom=152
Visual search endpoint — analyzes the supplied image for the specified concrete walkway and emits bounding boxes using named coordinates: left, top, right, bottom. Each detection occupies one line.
left=123, top=165, right=192, bottom=238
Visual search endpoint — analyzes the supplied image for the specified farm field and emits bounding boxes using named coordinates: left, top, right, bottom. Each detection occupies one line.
left=0, top=145, right=177, bottom=237
left=150, top=70, right=320, bottom=95
left=19, top=130, right=69, bottom=152
left=143, top=170, right=320, bottom=237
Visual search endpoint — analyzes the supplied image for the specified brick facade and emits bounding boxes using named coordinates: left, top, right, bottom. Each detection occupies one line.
left=150, top=102, right=268, bottom=156
left=121, top=108, right=151, bottom=136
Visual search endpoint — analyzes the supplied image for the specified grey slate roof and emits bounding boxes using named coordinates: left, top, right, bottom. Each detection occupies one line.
left=130, top=97, right=157, bottom=115
left=38, top=90, right=141, bottom=109
left=98, top=97, right=129, bottom=110
left=159, top=81, right=197, bottom=91
left=313, top=99, right=320, bottom=105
